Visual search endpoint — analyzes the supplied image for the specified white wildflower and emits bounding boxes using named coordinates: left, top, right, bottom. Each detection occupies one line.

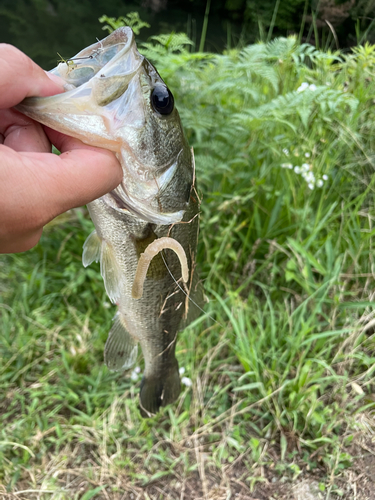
left=179, top=367, right=186, bottom=375
left=308, top=183, right=314, bottom=190
left=297, top=82, right=309, bottom=92
left=309, top=84, right=317, bottom=91
left=130, top=366, right=141, bottom=381
left=294, top=166, right=301, bottom=174
left=287, top=164, right=293, bottom=169
left=304, top=172, right=315, bottom=183
left=181, top=376, right=193, bottom=387
left=317, top=179, right=324, bottom=187
left=281, top=163, right=293, bottom=169
left=322, top=174, right=328, bottom=181
left=103, top=301, right=111, bottom=309
left=282, top=148, right=289, bottom=155
left=301, top=163, right=310, bottom=171
left=305, top=152, right=311, bottom=158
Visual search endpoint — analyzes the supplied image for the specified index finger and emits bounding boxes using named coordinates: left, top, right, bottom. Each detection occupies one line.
left=0, top=44, right=64, bottom=109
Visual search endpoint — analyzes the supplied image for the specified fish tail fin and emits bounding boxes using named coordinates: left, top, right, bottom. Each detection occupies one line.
left=139, top=364, right=181, bottom=417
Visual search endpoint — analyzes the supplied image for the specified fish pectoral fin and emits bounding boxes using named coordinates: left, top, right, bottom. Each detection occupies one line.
left=104, top=312, right=138, bottom=371
left=100, top=240, right=121, bottom=304
left=82, top=230, right=101, bottom=267
left=82, top=232, right=121, bottom=305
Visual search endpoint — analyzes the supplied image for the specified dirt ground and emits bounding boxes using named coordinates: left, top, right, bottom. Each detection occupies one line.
left=141, top=436, right=375, bottom=500
left=1, top=435, right=374, bottom=500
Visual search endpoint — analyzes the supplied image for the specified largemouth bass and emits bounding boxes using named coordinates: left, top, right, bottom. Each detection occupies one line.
left=17, top=27, right=202, bottom=416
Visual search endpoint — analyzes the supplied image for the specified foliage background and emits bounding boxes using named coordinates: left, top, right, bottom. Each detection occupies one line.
left=1, top=0, right=375, bottom=68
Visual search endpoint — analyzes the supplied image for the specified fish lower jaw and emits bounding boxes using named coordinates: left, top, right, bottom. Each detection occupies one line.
left=102, top=191, right=185, bottom=224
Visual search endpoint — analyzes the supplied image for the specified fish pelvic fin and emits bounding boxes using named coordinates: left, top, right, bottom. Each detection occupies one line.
left=82, top=231, right=121, bottom=304
left=82, top=230, right=101, bottom=267
left=100, top=240, right=121, bottom=304
left=104, top=312, right=138, bottom=371
left=139, top=363, right=181, bottom=417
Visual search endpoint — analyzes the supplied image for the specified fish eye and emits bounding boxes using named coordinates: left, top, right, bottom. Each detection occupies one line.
left=151, top=85, right=174, bottom=115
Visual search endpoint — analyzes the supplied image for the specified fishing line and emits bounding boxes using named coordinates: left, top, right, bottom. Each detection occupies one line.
left=161, top=251, right=222, bottom=327
left=57, top=52, right=96, bottom=65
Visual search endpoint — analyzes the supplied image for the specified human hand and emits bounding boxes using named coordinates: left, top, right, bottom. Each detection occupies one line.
left=0, top=44, right=122, bottom=254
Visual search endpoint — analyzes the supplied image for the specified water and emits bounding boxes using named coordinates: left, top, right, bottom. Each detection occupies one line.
left=0, top=0, right=245, bottom=69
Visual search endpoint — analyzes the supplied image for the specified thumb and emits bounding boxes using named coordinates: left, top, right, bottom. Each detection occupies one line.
left=0, top=141, right=121, bottom=253
left=26, top=136, right=122, bottom=220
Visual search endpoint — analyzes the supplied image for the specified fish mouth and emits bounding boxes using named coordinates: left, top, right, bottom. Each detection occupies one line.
left=17, top=27, right=189, bottom=225
left=16, top=27, right=144, bottom=151
left=49, top=27, right=141, bottom=90
left=18, top=27, right=143, bottom=116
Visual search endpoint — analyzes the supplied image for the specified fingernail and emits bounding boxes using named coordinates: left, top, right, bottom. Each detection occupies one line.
left=45, top=72, right=65, bottom=92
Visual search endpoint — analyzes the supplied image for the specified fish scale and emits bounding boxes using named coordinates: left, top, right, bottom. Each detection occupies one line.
left=17, top=27, right=202, bottom=416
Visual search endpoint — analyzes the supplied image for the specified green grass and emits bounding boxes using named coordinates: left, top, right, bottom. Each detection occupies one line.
left=1, top=34, right=375, bottom=499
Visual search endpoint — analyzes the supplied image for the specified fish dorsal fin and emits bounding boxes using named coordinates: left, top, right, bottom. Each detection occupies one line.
left=82, top=230, right=101, bottom=267
left=100, top=240, right=121, bottom=304
left=104, top=312, right=138, bottom=371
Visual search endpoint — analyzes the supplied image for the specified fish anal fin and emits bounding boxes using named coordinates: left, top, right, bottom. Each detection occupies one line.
left=82, top=230, right=101, bottom=267
left=101, top=240, right=121, bottom=304
left=104, top=312, right=138, bottom=371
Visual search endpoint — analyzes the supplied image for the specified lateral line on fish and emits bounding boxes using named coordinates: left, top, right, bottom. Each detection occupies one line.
left=132, top=237, right=189, bottom=300
left=160, top=252, right=223, bottom=327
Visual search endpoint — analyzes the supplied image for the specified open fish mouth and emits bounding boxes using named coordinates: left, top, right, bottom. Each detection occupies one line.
left=17, top=27, right=192, bottom=225
left=17, top=27, right=144, bottom=152
left=50, top=28, right=141, bottom=91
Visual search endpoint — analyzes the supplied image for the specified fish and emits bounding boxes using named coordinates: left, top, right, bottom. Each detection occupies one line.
left=17, top=27, right=202, bottom=416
